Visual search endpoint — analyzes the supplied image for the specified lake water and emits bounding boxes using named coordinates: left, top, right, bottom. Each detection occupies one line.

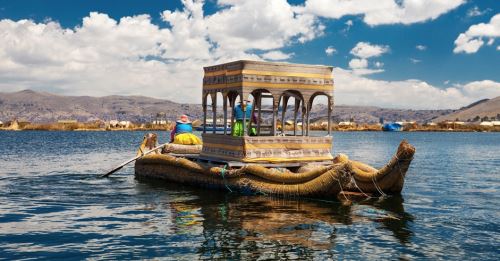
left=0, top=131, right=499, bottom=260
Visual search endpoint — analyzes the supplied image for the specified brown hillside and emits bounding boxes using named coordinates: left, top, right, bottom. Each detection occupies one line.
left=434, top=96, right=500, bottom=122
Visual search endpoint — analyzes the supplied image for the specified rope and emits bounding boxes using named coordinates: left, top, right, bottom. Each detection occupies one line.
left=220, top=165, right=233, bottom=193
left=337, top=179, right=349, bottom=201
left=330, top=168, right=349, bottom=202
left=371, top=169, right=388, bottom=197
left=351, top=176, right=375, bottom=199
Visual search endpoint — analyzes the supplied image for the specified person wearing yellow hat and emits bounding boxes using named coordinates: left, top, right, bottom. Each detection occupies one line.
left=170, top=115, right=202, bottom=145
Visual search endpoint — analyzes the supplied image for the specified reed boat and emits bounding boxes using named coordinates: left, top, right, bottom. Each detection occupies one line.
left=134, top=60, right=415, bottom=199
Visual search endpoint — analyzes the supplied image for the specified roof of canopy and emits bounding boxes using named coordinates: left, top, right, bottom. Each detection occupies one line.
left=202, top=60, right=334, bottom=99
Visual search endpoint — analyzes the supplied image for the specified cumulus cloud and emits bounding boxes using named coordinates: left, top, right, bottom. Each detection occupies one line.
left=466, top=6, right=491, bottom=18
left=350, top=42, right=389, bottom=58
left=348, top=42, right=388, bottom=75
left=348, top=58, right=368, bottom=69
left=410, top=58, right=421, bottom=64
left=0, top=0, right=498, bottom=110
left=0, top=0, right=323, bottom=103
left=416, top=44, right=427, bottom=51
left=261, top=50, right=294, bottom=60
left=454, top=14, right=500, bottom=54
left=325, top=46, right=337, bottom=56
left=206, top=0, right=323, bottom=53
left=299, top=0, right=465, bottom=26
left=334, top=68, right=500, bottom=109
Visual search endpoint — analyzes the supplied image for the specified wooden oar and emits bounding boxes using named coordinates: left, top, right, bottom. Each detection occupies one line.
left=101, top=143, right=166, bottom=178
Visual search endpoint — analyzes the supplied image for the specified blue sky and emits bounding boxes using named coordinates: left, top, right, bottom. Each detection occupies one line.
left=0, top=0, right=499, bottom=109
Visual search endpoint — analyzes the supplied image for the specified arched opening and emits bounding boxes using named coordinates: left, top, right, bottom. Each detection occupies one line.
left=277, top=90, right=304, bottom=136
left=308, top=92, right=333, bottom=136
left=250, top=89, right=274, bottom=136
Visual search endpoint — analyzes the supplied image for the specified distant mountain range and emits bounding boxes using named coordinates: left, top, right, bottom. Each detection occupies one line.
left=0, top=90, right=202, bottom=123
left=434, top=96, right=500, bottom=122
left=0, top=90, right=498, bottom=124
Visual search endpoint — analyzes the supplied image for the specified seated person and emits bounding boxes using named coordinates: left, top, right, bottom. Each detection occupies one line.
left=231, top=101, right=257, bottom=136
left=170, top=115, right=202, bottom=145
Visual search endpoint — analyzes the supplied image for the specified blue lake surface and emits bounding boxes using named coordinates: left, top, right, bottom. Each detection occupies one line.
left=0, top=131, right=499, bottom=260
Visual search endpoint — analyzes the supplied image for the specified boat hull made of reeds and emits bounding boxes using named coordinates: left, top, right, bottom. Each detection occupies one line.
left=134, top=140, right=415, bottom=199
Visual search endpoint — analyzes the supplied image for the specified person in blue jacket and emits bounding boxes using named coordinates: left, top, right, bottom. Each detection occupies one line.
left=231, top=101, right=256, bottom=136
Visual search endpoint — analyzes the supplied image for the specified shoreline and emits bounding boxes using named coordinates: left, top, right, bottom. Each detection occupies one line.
left=1, top=127, right=499, bottom=132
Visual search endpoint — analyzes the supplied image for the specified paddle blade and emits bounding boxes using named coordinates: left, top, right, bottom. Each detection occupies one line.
left=101, top=165, right=124, bottom=178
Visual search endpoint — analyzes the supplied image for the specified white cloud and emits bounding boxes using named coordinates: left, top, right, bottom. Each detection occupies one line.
left=334, top=68, right=500, bottom=109
left=299, top=0, right=465, bottom=26
left=410, top=58, right=421, bottom=64
left=466, top=6, right=490, bottom=18
left=350, top=42, right=389, bottom=58
left=205, top=0, right=323, bottom=52
left=0, top=0, right=498, bottom=111
left=348, top=58, right=368, bottom=69
left=348, top=42, right=387, bottom=75
left=0, top=0, right=323, bottom=103
left=341, top=19, right=353, bottom=33
left=325, top=46, right=337, bottom=56
left=261, top=50, right=294, bottom=60
left=348, top=59, right=384, bottom=75
left=416, top=44, right=427, bottom=51
left=454, top=14, right=500, bottom=54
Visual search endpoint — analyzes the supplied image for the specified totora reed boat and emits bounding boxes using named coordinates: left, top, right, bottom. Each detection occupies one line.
left=134, top=60, right=416, bottom=199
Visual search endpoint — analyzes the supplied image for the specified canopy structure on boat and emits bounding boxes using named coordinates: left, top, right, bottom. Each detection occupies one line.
left=201, top=60, right=335, bottom=163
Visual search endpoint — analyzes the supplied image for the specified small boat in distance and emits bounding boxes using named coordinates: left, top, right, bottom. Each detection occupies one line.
left=382, top=122, right=403, bottom=131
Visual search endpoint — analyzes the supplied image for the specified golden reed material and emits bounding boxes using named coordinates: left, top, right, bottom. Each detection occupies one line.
left=135, top=139, right=415, bottom=198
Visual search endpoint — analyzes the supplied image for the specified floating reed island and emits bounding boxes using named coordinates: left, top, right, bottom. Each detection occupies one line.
left=131, top=60, right=416, bottom=199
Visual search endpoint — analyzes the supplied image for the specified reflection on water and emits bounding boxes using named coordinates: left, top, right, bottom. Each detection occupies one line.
left=0, top=131, right=499, bottom=259
left=133, top=179, right=416, bottom=260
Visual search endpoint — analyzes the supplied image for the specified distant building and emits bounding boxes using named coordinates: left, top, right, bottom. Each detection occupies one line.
left=339, top=121, right=355, bottom=126
left=479, top=121, right=500, bottom=127
left=109, top=120, right=119, bottom=127
left=152, top=120, right=168, bottom=125
left=58, top=120, right=78, bottom=124
left=480, top=122, right=493, bottom=127
left=396, top=121, right=416, bottom=126
left=0, top=121, right=3, bottom=127
left=445, top=121, right=465, bottom=125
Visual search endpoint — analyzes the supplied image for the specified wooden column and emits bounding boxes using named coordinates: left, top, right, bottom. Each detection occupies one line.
left=203, top=94, right=207, bottom=134
left=272, top=96, right=279, bottom=136
left=241, top=95, right=247, bottom=136
left=257, top=94, right=262, bottom=136
left=301, top=105, right=306, bottom=136
left=223, top=94, right=228, bottom=135
left=327, top=96, right=332, bottom=136
left=248, top=94, right=257, bottom=135
left=306, top=100, right=311, bottom=136
left=212, top=93, right=217, bottom=134
left=281, top=96, right=289, bottom=135
left=293, top=99, right=300, bottom=136
left=230, top=95, right=235, bottom=135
